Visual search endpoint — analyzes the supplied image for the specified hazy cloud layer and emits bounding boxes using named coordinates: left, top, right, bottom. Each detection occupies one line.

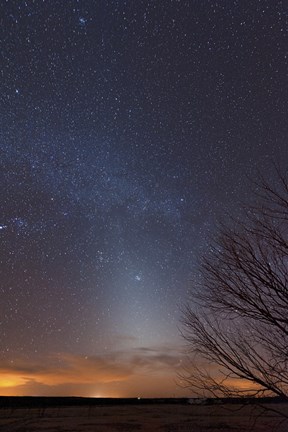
left=0, top=346, right=184, bottom=397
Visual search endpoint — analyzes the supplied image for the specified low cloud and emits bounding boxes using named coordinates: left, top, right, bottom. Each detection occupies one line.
left=0, top=346, right=184, bottom=397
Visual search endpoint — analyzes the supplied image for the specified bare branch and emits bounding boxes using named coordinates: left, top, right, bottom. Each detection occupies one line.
left=181, top=169, right=288, bottom=406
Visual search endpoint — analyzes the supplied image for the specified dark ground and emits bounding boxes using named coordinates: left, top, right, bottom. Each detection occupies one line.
left=0, top=397, right=287, bottom=431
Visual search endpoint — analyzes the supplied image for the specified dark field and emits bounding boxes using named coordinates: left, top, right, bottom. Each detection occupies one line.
left=0, top=398, right=287, bottom=431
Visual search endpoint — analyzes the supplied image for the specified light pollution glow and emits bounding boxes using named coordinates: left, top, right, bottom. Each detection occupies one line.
left=0, top=349, right=186, bottom=398
left=0, top=350, right=259, bottom=398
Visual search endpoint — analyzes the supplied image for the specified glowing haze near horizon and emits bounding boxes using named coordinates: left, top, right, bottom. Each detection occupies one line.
left=1, top=0, right=287, bottom=397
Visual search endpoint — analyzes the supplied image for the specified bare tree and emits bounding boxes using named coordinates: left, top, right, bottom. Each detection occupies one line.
left=181, top=170, right=288, bottom=401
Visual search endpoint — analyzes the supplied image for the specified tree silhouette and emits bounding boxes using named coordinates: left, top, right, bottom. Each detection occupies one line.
left=181, top=170, right=288, bottom=400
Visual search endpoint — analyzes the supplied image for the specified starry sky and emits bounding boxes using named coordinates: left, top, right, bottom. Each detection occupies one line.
left=1, top=0, right=288, bottom=398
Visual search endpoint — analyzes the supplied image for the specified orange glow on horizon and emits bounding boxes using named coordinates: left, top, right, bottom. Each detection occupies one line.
left=0, top=351, right=262, bottom=399
left=0, top=374, right=28, bottom=388
left=0, top=350, right=187, bottom=398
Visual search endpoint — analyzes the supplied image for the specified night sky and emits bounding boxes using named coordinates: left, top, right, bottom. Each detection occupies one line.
left=1, top=0, right=288, bottom=397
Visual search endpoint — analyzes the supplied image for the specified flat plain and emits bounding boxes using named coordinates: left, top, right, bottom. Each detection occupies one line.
left=0, top=401, right=287, bottom=432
